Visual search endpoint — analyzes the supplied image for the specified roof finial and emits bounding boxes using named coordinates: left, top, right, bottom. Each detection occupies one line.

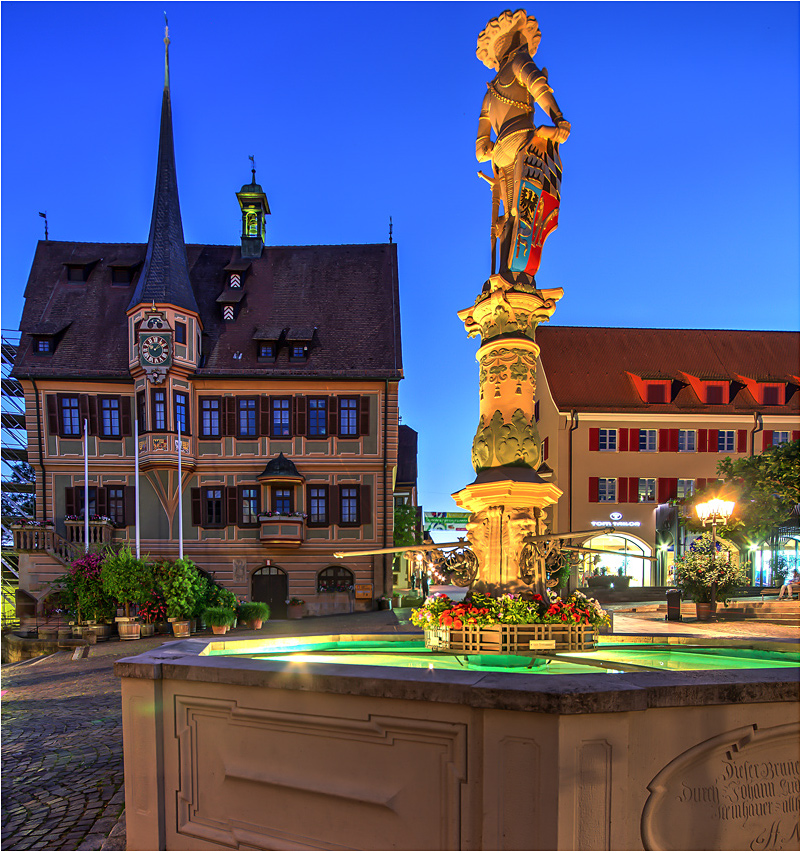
left=389, top=216, right=393, bottom=244
left=249, top=154, right=256, bottom=183
left=163, top=13, right=170, bottom=89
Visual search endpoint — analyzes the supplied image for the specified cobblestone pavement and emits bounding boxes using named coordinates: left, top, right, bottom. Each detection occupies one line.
left=1, top=606, right=797, bottom=851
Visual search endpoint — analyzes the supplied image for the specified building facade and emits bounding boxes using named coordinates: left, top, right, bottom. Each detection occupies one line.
left=11, top=42, right=402, bottom=617
left=534, top=326, right=799, bottom=586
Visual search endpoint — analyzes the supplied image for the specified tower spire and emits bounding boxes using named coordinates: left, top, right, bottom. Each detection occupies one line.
left=128, top=22, right=198, bottom=314
left=164, top=13, right=170, bottom=89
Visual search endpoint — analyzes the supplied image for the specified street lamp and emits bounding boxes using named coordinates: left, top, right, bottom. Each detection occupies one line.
left=695, top=498, right=735, bottom=616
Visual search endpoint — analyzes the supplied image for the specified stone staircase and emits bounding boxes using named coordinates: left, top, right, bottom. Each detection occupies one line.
left=654, top=599, right=800, bottom=626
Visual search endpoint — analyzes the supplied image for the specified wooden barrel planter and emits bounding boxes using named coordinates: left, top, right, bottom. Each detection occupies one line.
left=424, top=622, right=597, bottom=654
left=117, top=621, right=141, bottom=641
left=170, top=620, right=191, bottom=638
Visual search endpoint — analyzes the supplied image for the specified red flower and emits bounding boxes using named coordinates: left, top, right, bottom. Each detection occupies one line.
left=452, top=619, right=463, bottom=629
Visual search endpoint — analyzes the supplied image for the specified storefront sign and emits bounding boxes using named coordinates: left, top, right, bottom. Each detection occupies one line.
left=592, top=512, right=641, bottom=528
left=354, top=583, right=373, bottom=600
left=424, top=512, right=471, bottom=531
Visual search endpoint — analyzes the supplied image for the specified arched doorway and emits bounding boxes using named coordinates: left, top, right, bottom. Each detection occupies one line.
left=578, top=532, right=654, bottom=587
left=252, top=566, right=288, bottom=619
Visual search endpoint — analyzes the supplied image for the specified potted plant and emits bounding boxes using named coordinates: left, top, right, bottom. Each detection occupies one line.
left=674, top=532, right=749, bottom=620
left=238, top=601, right=270, bottom=630
left=101, top=545, right=153, bottom=640
left=286, top=597, right=305, bottom=619
left=203, top=606, right=235, bottom=635
left=156, top=558, right=203, bottom=637
left=52, top=552, right=116, bottom=634
left=610, top=571, right=632, bottom=591
left=139, top=587, right=168, bottom=637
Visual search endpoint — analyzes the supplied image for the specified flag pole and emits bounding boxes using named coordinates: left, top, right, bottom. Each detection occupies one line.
left=84, top=418, right=89, bottom=553
left=177, top=422, right=183, bottom=560
left=134, top=416, right=141, bottom=559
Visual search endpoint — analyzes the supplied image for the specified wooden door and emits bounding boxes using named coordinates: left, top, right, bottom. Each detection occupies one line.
left=251, top=566, right=288, bottom=619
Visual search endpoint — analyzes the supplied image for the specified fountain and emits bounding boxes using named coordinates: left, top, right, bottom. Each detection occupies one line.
left=117, top=11, right=799, bottom=850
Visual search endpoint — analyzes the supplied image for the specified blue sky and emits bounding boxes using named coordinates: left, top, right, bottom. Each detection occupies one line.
left=2, top=2, right=799, bottom=511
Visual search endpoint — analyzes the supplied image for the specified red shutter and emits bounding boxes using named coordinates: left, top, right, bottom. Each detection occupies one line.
left=543, top=436, right=549, bottom=460
left=191, top=488, right=201, bottom=526
left=696, top=478, right=706, bottom=492
left=65, top=486, right=76, bottom=516
left=124, top=486, right=135, bottom=526
left=359, top=396, right=370, bottom=437
left=589, top=477, right=599, bottom=502
left=708, top=429, right=719, bottom=452
left=629, top=428, right=640, bottom=451
left=47, top=395, right=59, bottom=436
left=669, top=429, right=679, bottom=452
left=120, top=397, right=132, bottom=437
left=658, top=429, right=670, bottom=452
left=589, top=428, right=599, bottom=451
left=618, top=428, right=629, bottom=452
left=657, top=478, right=673, bottom=504
left=328, top=397, right=339, bottom=436
left=628, top=477, right=639, bottom=503
left=763, top=431, right=773, bottom=450
left=295, top=396, right=307, bottom=436
left=697, top=430, right=708, bottom=452
left=223, top=397, right=236, bottom=436
left=226, top=487, right=238, bottom=526
left=737, top=430, right=747, bottom=453
left=793, top=431, right=800, bottom=442
left=360, top=484, right=372, bottom=524
left=618, top=477, right=628, bottom=503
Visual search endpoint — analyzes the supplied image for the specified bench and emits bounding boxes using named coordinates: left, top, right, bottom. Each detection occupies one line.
left=760, top=585, right=799, bottom=600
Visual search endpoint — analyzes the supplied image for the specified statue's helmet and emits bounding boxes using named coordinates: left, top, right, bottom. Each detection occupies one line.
left=476, top=9, right=542, bottom=70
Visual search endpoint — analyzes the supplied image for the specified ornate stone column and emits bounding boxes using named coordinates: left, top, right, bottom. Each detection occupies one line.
left=452, top=275, right=563, bottom=597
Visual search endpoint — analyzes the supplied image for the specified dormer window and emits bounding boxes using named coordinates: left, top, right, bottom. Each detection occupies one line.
left=26, top=322, right=70, bottom=356
left=63, top=259, right=98, bottom=282
left=33, top=337, right=53, bottom=354
left=290, top=344, right=307, bottom=362
left=645, top=382, right=668, bottom=403
left=259, top=343, right=275, bottom=360
left=704, top=382, right=728, bottom=404
left=109, top=263, right=139, bottom=285
left=761, top=384, right=784, bottom=405
left=253, top=325, right=285, bottom=364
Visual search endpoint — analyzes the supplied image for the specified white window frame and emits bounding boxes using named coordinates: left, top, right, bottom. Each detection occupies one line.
left=598, top=478, right=616, bottom=502
left=717, top=430, right=735, bottom=452
left=639, top=429, right=657, bottom=452
left=773, top=431, right=790, bottom=446
left=678, top=429, right=696, bottom=452
left=599, top=429, right=617, bottom=451
left=677, top=479, right=695, bottom=499
left=638, top=478, right=656, bottom=502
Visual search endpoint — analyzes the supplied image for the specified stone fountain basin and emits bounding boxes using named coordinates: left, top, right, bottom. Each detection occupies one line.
left=115, top=633, right=799, bottom=851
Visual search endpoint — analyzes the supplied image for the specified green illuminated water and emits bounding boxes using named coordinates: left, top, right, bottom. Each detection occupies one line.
left=206, top=639, right=798, bottom=675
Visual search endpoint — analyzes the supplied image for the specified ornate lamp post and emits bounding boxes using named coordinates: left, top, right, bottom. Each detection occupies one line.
left=695, top=498, right=735, bottom=617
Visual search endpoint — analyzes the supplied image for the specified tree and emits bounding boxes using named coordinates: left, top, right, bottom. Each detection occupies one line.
left=680, top=440, right=800, bottom=547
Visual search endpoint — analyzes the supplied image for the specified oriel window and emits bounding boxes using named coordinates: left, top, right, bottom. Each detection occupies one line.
left=272, top=487, right=292, bottom=515
left=174, top=392, right=189, bottom=434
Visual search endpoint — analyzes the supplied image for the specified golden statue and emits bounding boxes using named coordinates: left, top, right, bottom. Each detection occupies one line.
left=476, top=10, right=571, bottom=284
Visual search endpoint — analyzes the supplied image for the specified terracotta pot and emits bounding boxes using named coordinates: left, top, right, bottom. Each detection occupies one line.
left=248, top=619, right=263, bottom=630
left=171, top=620, right=191, bottom=638
left=211, top=625, right=227, bottom=635
left=695, top=601, right=718, bottom=621
left=117, top=621, right=141, bottom=641
left=287, top=604, right=304, bottom=619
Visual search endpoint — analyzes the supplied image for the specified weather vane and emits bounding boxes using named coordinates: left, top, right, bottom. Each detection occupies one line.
left=249, top=154, right=256, bottom=181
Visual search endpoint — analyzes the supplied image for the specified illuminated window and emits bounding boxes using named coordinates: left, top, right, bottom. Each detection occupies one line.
left=638, top=478, right=656, bottom=502
left=598, top=478, right=616, bottom=502
left=677, top=480, right=695, bottom=499
left=318, top=566, right=354, bottom=593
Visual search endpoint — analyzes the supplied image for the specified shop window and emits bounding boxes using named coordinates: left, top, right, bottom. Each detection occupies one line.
left=318, top=566, right=354, bottom=593
left=678, top=429, right=696, bottom=452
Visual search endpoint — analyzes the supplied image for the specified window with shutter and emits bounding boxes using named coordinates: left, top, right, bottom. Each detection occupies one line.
left=338, top=397, right=359, bottom=437
left=338, top=486, right=359, bottom=526
left=47, top=395, right=59, bottom=436
left=238, top=397, right=259, bottom=438
left=598, top=478, right=616, bottom=502
left=269, top=397, right=291, bottom=438
left=99, top=397, right=121, bottom=437
left=238, top=487, right=260, bottom=526
left=59, top=395, right=81, bottom=436
left=307, top=485, right=329, bottom=526
left=199, top=398, right=221, bottom=438
left=202, top=487, right=225, bottom=527
left=307, top=398, right=328, bottom=437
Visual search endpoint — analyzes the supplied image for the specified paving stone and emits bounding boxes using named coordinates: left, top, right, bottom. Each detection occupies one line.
left=76, top=833, right=107, bottom=850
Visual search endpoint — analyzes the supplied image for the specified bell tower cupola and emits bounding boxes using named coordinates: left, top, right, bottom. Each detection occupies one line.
left=237, top=156, right=270, bottom=259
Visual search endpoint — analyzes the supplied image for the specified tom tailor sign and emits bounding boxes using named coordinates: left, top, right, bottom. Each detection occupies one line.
left=592, top=513, right=641, bottom=528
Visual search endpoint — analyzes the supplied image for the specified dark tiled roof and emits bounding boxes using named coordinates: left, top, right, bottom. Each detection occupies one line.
left=215, top=288, right=246, bottom=304
left=13, top=240, right=403, bottom=380
left=127, top=86, right=198, bottom=315
left=537, top=326, right=800, bottom=413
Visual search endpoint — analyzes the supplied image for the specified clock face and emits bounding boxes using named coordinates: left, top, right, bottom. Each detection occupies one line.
left=142, top=334, right=170, bottom=365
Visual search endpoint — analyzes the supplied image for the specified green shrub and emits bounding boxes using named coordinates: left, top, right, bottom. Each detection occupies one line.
left=238, top=601, right=270, bottom=623
left=101, top=545, right=153, bottom=618
left=203, top=606, right=235, bottom=627
left=156, top=557, right=203, bottom=620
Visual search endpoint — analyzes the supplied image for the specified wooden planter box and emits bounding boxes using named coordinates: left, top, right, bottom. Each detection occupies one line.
left=424, top=622, right=597, bottom=654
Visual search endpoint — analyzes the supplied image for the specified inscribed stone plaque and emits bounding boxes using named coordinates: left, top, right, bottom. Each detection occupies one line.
left=232, top=559, right=247, bottom=583
left=641, top=722, right=800, bottom=851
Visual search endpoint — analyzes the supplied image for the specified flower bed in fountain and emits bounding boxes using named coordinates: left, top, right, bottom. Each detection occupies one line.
left=411, top=590, right=609, bottom=654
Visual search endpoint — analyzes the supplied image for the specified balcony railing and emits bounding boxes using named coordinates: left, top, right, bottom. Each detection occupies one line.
left=137, top=432, right=196, bottom=471
left=64, top=519, right=115, bottom=547
left=258, top=515, right=304, bottom=547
